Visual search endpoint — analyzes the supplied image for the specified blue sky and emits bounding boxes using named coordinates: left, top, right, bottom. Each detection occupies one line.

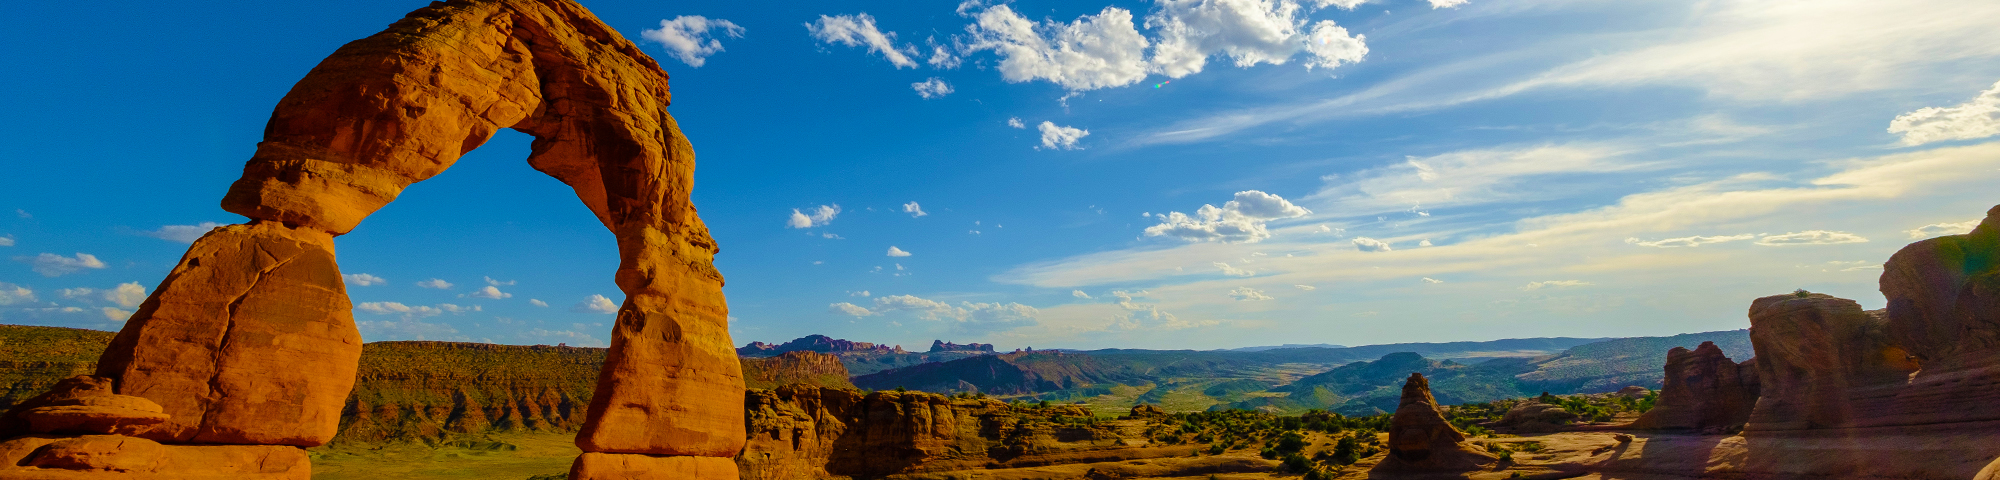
left=3, top=0, right=1999, bottom=351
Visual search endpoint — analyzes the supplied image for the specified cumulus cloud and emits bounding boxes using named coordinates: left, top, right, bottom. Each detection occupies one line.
left=1143, top=190, right=1312, bottom=243
left=1037, top=122, right=1090, bottom=150
left=887, top=246, right=913, bottom=257
left=835, top=294, right=1039, bottom=333
left=788, top=204, right=841, bottom=228
left=465, top=286, right=512, bottom=300
left=1294, top=284, right=1316, bottom=290
left=912, top=77, right=953, bottom=98
left=809, top=13, right=919, bottom=68
left=1072, top=290, right=1093, bottom=299
left=1351, top=237, right=1392, bottom=252
left=850, top=290, right=872, bottom=297
left=139, top=222, right=221, bottom=243
left=101, top=307, right=132, bottom=321
left=15, top=253, right=106, bottom=277
left=1228, top=286, right=1273, bottom=301
left=903, top=201, right=928, bottom=217
left=105, top=283, right=145, bottom=309
left=574, top=295, right=620, bottom=314
left=1624, top=234, right=1757, bottom=248
left=529, top=299, right=549, bottom=307
left=641, top=16, right=745, bottom=67
left=485, top=277, right=516, bottom=286
left=1889, top=80, right=2000, bottom=146
left=1907, top=220, right=1980, bottom=239
left=1522, top=280, right=1593, bottom=291
left=343, top=273, right=386, bottom=286
left=1006, top=117, right=1026, bottom=128
left=1213, top=262, right=1255, bottom=277
left=0, top=283, right=35, bottom=306
left=415, top=278, right=453, bottom=289
left=1755, top=230, right=1869, bottom=246
left=963, top=5, right=1151, bottom=91
left=1146, top=0, right=1367, bottom=78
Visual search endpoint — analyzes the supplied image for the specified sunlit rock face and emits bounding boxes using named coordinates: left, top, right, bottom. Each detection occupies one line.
left=1373, top=372, right=1496, bottom=472
left=1630, top=341, right=1759, bottom=431
left=0, top=0, right=742, bottom=478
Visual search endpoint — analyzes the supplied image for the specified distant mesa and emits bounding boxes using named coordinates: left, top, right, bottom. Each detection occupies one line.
left=930, top=340, right=995, bottom=353
left=737, top=335, right=904, bottom=357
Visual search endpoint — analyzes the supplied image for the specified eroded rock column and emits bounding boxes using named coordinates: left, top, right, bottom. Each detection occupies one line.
left=1374, top=372, right=1496, bottom=472
left=1630, top=341, right=1759, bottom=432
left=1743, top=293, right=1914, bottom=431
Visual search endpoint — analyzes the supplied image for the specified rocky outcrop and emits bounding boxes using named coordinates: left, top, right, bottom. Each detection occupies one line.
left=1374, top=373, right=1496, bottom=472
left=0, top=434, right=309, bottom=479
left=1496, top=402, right=1578, bottom=433
left=1630, top=341, right=1759, bottom=431
left=1878, top=204, right=2000, bottom=427
left=930, top=340, right=995, bottom=353
left=853, top=351, right=1132, bottom=395
left=737, top=385, right=1190, bottom=480
left=1743, top=293, right=1913, bottom=431
left=740, top=351, right=854, bottom=390
left=4, top=0, right=745, bottom=477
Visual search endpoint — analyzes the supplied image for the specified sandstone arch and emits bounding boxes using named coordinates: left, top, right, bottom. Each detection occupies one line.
left=86, top=0, right=741, bottom=478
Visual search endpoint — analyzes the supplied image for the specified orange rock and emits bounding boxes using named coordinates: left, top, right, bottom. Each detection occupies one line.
left=0, top=375, right=117, bottom=438
left=0, top=434, right=308, bottom=479
left=1743, top=293, right=1910, bottom=431
left=1629, top=341, right=1758, bottom=431
left=20, top=435, right=166, bottom=472
left=93, top=222, right=360, bottom=447
left=1373, top=372, right=1496, bottom=472
left=22, top=394, right=170, bottom=435
left=570, top=452, right=737, bottom=480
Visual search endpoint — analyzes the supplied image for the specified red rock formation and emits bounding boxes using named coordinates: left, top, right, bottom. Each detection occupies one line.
left=3, top=0, right=744, bottom=477
left=1373, top=373, right=1496, bottom=472
left=740, top=351, right=854, bottom=390
left=1630, top=341, right=1759, bottom=431
left=1743, top=293, right=1914, bottom=431
left=1878, top=204, right=2000, bottom=427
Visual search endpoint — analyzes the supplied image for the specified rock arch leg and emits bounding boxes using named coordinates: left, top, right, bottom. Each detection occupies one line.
left=73, top=1, right=742, bottom=478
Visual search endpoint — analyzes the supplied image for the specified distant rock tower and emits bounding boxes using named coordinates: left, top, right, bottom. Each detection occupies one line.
left=1373, top=372, right=1497, bottom=473
left=0, top=1, right=742, bottom=479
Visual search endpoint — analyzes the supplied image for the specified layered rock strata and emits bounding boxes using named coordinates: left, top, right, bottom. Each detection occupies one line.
left=4, top=0, right=743, bottom=478
left=1744, top=293, right=1915, bottom=431
left=1879, top=204, right=2000, bottom=427
left=1373, top=373, right=1496, bottom=472
left=1630, top=341, right=1759, bottom=431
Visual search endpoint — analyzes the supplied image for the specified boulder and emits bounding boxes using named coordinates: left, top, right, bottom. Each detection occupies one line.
left=1498, top=402, right=1578, bottom=433
left=1743, top=293, right=1910, bottom=431
left=1877, top=204, right=2000, bottom=427
left=93, top=221, right=361, bottom=446
left=0, top=434, right=307, bottom=479
left=1631, top=341, right=1759, bottom=431
left=1128, top=404, right=1167, bottom=419
left=1373, top=373, right=1497, bottom=472
left=0, top=375, right=117, bottom=438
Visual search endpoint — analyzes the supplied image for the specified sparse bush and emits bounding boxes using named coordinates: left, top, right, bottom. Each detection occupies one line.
left=1794, top=289, right=1811, bottom=298
left=1281, top=453, right=1313, bottom=473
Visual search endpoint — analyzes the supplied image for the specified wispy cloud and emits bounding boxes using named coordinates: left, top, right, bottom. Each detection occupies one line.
left=788, top=204, right=841, bottom=229
left=574, top=295, right=619, bottom=314
left=809, top=13, right=919, bottom=68
left=343, top=273, right=385, bottom=286
left=641, top=16, right=744, bottom=67
left=139, top=222, right=221, bottom=243
left=1037, top=122, right=1090, bottom=150
left=1890, top=79, right=2000, bottom=146
left=15, top=253, right=106, bottom=277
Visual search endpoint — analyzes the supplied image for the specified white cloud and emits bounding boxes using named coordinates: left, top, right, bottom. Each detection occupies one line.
left=343, top=273, right=386, bottom=286
left=823, top=233, right=844, bottom=239
left=99, top=307, right=131, bottom=321
left=963, top=5, right=1151, bottom=91
left=1521, top=280, right=1593, bottom=291
left=139, top=222, right=221, bottom=243
left=1308, top=144, right=1635, bottom=217
left=1228, top=286, right=1272, bottom=301
left=641, top=16, right=745, bottom=67
left=415, top=278, right=453, bottom=289
left=1351, top=237, right=1392, bottom=252
left=574, top=295, right=620, bottom=314
left=466, top=286, right=512, bottom=300
left=808, top=13, right=919, bottom=68
left=16, top=253, right=106, bottom=277
left=848, top=290, right=872, bottom=297
left=58, top=288, right=93, bottom=299
left=1144, top=190, right=1312, bottom=243
left=0, top=283, right=35, bottom=305
left=1146, top=0, right=1368, bottom=78
left=887, top=246, right=913, bottom=257
left=1427, top=0, right=1468, bottom=8
left=1309, top=0, right=1366, bottom=10
left=1006, top=117, right=1026, bottom=129
left=1890, top=80, right=2000, bottom=146
left=787, top=204, right=841, bottom=228
left=1072, top=290, right=1093, bottom=299
left=1037, top=121, right=1090, bottom=150
left=355, top=301, right=481, bottom=319
left=484, top=277, right=516, bottom=286
left=1624, top=234, right=1757, bottom=248
left=829, top=302, right=874, bottom=316
left=105, top=283, right=145, bottom=309
left=0, top=236, right=12, bottom=247
left=1755, top=230, right=1869, bottom=246
left=912, top=77, right=953, bottom=98
left=1421, top=277, right=1445, bottom=284
left=928, top=39, right=962, bottom=68
left=520, top=328, right=607, bottom=348
left=1907, top=220, right=1980, bottom=239
left=903, top=201, right=928, bottom=217
left=529, top=299, right=549, bottom=307
left=1213, top=262, right=1255, bottom=277
left=1293, top=284, right=1316, bottom=290
left=1419, top=239, right=1434, bottom=247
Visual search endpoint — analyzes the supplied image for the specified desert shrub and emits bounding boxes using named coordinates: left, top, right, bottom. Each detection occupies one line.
left=1260, top=447, right=1278, bottom=459
left=1281, top=453, right=1313, bottom=473
left=1207, top=444, right=1225, bottom=455
left=1276, top=431, right=1308, bottom=454
left=1328, top=435, right=1364, bottom=465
